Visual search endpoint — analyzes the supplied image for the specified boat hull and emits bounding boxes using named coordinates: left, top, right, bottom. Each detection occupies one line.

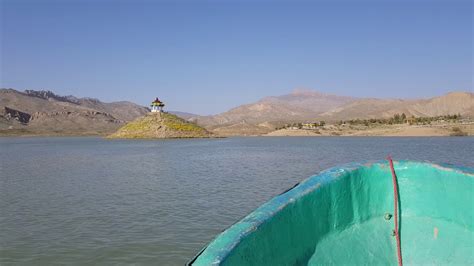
left=188, top=161, right=474, bottom=265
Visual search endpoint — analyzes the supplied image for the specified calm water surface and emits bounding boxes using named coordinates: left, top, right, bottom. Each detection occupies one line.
left=1, top=137, right=473, bottom=265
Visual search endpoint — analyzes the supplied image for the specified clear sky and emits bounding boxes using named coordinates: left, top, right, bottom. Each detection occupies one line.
left=1, top=0, right=472, bottom=115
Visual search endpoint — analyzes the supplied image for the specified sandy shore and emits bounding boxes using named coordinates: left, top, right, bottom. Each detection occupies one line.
left=265, top=129, right=324, bottom=136
left=265, top=123, right=474, bottom=137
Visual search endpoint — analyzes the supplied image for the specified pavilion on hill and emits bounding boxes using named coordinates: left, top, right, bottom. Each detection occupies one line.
left=150, top=97, right=165, bottom=112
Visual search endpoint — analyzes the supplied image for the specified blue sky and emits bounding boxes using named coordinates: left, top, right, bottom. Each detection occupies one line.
left=1, top=0, right=472, bottom=115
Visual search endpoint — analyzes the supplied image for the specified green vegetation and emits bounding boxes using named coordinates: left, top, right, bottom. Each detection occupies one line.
left=120, top=118, right=152, bottom=131
left=338, top=113, right=462, bottom=126
left=273, top=114, right=465, bottom=132
left=450, top=127, right=468, bottom=137
left=275, top=120, right=327, bottom=130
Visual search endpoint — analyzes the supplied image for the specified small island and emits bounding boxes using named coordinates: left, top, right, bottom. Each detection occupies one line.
left=107, top=97, right=212, bottom=139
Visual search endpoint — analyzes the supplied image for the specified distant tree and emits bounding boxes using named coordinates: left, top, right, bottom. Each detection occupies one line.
left=393, top=113, right=401, bottom=124
left=319, top=121, right=326, bottom=126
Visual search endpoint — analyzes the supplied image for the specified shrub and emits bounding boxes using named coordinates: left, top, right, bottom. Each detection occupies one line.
left=450, top=127, right=467, bottom=136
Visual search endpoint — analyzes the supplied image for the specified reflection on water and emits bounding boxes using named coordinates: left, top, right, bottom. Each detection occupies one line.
left=1, top=137, right=473, bottom=265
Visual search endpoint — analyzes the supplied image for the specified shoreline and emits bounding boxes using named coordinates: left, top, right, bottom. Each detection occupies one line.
left=2, top=134, right=473, bottom=138
left=1, top=122, right=472, bottom=138
left=264, top=122, right=473, bottom=137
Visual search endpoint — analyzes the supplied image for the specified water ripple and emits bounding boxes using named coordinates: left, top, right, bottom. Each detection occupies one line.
left=1, top=137, right=473, bottom=264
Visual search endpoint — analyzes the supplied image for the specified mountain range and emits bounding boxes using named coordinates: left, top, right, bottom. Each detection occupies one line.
left=0, top=89, right=148, bottom=135
left=189, top=89, right=474, bottom=135
left=1, top=88, right=472, bottom=136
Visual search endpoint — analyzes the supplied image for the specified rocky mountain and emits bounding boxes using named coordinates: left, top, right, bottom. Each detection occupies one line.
left=107, top=112, right=212, bottom=139
left=190, top=90, right=473, bottom=136
left=0, top=88, right=149, bottom=135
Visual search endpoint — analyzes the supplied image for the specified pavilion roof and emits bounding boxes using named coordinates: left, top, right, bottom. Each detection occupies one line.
left=152, top=97, right=163, bottom=104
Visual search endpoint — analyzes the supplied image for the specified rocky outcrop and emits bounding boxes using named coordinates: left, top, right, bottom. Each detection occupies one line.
left=25, top=89, right=80, bottom=104
left=3, top=107, right=31, bottom=124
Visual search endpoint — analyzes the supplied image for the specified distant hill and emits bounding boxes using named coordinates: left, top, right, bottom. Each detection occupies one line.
left=0, top=88, right=149, bottom=135
left=189, top=90, right=474, bottom=136
left=319, top=92, right=474, bottom=120
left=190, top=89, right=355, bottom=132
left=169, top=111, right=201, bottom=120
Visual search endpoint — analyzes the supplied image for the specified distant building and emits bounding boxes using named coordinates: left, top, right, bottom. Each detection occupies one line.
left=407, top=116, right=416, bottom=125
left=151, top=97, right=165, bottom=112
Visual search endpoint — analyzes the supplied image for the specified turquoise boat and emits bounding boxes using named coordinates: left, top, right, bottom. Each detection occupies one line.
left=188, top=161, right=473, bottom=265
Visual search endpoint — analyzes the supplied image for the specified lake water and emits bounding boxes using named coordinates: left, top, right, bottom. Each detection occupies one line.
left=1, top=137, right=473, bottom=265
